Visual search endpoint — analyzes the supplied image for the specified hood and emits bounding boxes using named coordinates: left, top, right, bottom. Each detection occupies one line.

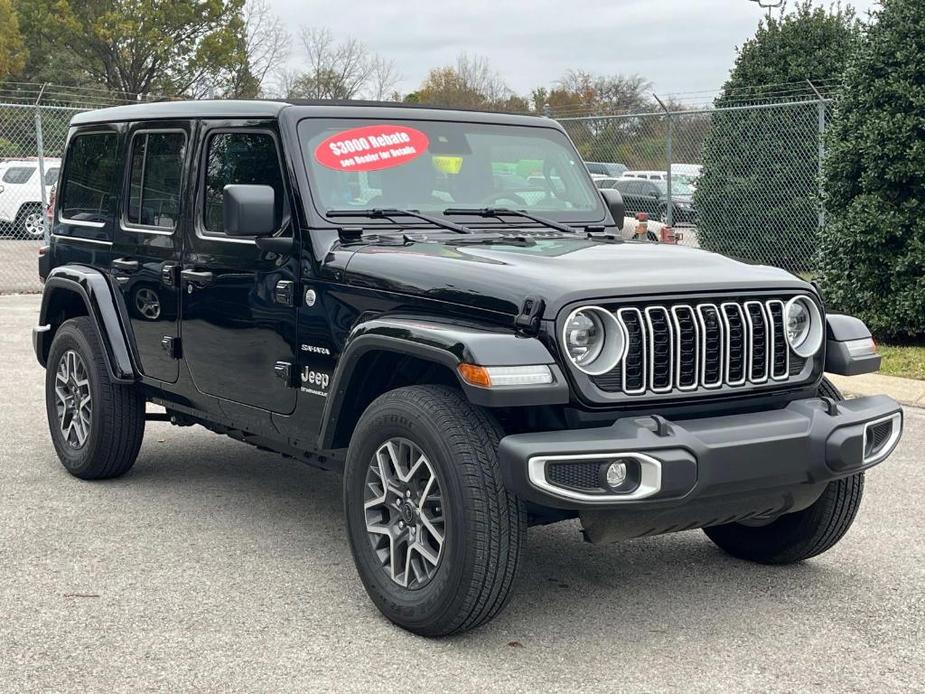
left=340, top=235, right=810, bottom=318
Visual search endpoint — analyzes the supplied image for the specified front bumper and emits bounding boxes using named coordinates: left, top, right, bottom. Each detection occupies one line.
left=498, top=395, right=902, bottom=518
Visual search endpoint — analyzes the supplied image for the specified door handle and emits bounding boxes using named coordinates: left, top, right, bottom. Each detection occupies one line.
left=112, top=258, right=140, bottom=273
left=180, top=269, right=214, bottom=289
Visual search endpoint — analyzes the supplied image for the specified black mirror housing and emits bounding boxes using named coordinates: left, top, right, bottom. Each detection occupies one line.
left=600, top=189, right=625, bottom=226
left=223, top=184, right=276, bottom=237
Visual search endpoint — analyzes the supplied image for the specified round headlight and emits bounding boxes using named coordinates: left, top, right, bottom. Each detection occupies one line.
left=785, top=296, right=823, bottom=358
left=562, top=306, right=626, bottom=375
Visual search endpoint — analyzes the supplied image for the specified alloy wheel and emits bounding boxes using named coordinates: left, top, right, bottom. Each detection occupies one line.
left=23, top=211, right=45, bottom=239
left=54, top=349, right=92, bottom=449
left=363, top=438, right=446, bottom=589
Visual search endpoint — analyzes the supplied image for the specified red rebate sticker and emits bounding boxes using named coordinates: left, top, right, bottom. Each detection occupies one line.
left=314, top=125, right=429, bottom=172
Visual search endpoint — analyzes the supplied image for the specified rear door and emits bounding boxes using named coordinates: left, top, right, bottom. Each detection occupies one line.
left=179, top=123, right=299, bottom=414
left=110, top=123, right=190, bottom=383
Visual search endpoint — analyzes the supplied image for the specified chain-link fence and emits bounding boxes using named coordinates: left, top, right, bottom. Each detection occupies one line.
left=559, top=96, right=833, bottom=273
left=1, top=84, right=833, bottom=293
left=0, top=84, right=140, bottom=293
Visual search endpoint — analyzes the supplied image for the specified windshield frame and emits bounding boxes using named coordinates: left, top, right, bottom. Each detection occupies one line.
left=296, top=115, right=608, bottom=229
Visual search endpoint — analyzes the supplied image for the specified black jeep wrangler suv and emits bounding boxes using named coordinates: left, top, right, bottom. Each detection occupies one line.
left=33, top=100, right=903, bottom=636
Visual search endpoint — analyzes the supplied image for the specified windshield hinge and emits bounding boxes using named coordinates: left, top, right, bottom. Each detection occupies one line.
left=514, top=296, right=545, bottom=336
left=337, top=226, right=364, bottom=244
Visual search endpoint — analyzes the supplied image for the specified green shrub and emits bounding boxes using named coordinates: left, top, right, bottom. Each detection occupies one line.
left=818, top=0, right=925, bottom=338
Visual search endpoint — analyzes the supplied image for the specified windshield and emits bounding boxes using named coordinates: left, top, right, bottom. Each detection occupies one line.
left=298, top=118, right=605, bottom=223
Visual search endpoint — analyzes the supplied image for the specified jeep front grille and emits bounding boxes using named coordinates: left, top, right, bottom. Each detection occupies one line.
left=590, top=298, right=809, bottom=396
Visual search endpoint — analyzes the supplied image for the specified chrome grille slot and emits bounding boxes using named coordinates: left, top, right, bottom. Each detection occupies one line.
left=721, top=303, right=747, bottom=386
left=645, top=307, right=673, bottom=393
left=697, top=304, right=724, bottom=388
left=766, top=300, right=789, bottom=380
left=671, top=305, right=699, bottom=390
left=744, top=301, right=769, bottom=383
left=618, top=308, right=647, bottom=394
left=589, top=295, right=814, bottom=397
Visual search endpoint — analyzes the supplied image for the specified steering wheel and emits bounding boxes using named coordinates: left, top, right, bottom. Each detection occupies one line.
left=480, top=191, right=528, bottom=208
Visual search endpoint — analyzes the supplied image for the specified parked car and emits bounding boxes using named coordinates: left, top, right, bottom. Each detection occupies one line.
left=585, top=161, right=627, bottom=179
left=622, top=169, right=699, bottom=189
left=33, top=100, right=901, bottom=637
left=0, top=158, right=61, bottom=238
left=613, top=177, right=697, bottom=225
left=594, top=176, right=621, bottom=190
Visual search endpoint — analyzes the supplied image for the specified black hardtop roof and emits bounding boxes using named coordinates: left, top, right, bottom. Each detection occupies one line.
left=69, top=99, right=550, bottom=128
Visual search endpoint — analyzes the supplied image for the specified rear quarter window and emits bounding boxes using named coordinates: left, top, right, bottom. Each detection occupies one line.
left=60, top=132, right=121, bottom=227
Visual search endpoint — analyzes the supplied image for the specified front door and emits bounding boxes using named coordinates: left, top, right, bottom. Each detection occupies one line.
left=180, top=124, right=299, bottom=414
left=111, top=123, right=190, bottom=383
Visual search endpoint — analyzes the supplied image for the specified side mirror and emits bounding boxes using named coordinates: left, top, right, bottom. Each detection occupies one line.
left=223, top=184, right=276, bottom=237
left=600, top=189, right=625, bottom=226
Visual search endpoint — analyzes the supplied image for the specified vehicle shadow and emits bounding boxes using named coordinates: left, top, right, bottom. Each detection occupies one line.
left=95, top=426, right=845, bottom=644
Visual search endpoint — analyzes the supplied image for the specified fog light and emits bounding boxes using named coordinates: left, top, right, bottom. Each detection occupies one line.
left=605, top=461, right=627, bottom=488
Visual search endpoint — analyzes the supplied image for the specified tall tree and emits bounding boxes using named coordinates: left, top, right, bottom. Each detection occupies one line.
left=286, top=27, right=400, bottom=101
left=412, top=54, right=528, bottom=112
left=0, top=0, right=26, bottom=80
left=221, top=0, right=290, bottom=98
left=15, top=0, right=246, bottom=97
left=536, top=70, right=651, bottom=118
left=819, top=0, right=925, bottom=338
left=694, top=1, right=860, bottom=270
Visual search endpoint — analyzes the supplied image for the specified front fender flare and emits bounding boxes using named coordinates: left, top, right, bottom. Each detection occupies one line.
left=317, top=317, right=569, bottom=450
left=35, top=265, right=136, bottom=383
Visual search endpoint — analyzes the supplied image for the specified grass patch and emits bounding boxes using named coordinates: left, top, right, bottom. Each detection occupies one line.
left=877, top=343, right=925, bottom=381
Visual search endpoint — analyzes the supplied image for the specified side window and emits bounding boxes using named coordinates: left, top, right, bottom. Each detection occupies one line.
left=202, top=131, right=285, bottom=235
left=2, top=167, right=35, bottom=184
left=127, top=131, right=186, bottom=230
left=60, top=133, right=120, bottom=224
left=44, top=167, right=59, bottom=186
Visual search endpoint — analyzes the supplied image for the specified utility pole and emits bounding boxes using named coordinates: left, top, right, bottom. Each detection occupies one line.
left=747, top=0, right=783, bottom=21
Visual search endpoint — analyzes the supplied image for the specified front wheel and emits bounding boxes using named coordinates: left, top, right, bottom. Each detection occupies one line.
left=704, top=377, right=864, bottom=564
left=344, top=385, right=526, bottom=636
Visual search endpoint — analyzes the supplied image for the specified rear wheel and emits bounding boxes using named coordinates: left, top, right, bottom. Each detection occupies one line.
left=704, top=378, right=865, bottom=564
left=45, top=317, right=146, bottom=479
left=344, top=385, right=526, bottom=636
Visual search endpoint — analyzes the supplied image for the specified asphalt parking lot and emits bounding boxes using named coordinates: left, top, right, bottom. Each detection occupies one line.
left=0, top=241, right=43, bottom=294
left=0, top=293, right=922, bottom=693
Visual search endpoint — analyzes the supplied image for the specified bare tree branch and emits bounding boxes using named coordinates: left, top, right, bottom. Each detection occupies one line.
left=244, top=0, right=291, bottom=88
left=289, top=26, right=395, bottom=100
left=367, top=55, right=401, bottom=101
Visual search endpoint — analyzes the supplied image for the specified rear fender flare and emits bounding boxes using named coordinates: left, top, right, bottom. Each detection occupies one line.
left=36, top=265, right=136, bottom=382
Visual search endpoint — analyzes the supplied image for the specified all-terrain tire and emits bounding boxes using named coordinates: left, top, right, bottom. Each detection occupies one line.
left=704, top=378, right=865, bottom=564
left=45, top=317, right=146, bottom=479
left=344, top=385, right=527, bottom=636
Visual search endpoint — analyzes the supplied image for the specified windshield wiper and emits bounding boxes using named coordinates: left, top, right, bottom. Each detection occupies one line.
left=327, top=208, right=474, bottom=234
left=443, top=207, right=579, bottom=234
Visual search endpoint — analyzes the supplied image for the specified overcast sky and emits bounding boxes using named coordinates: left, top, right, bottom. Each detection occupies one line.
left=268, top=0, right=879, bottom=101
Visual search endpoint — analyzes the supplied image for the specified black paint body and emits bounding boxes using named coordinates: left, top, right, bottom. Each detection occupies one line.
left=33, top=100, right=894, bottom=516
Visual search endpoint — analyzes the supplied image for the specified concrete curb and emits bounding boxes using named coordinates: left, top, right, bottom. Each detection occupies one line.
left=826, top=372, right=925, bottom=409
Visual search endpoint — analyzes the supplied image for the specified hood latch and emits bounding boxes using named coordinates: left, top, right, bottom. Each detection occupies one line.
left=514, top=296, right=545, bottom=336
